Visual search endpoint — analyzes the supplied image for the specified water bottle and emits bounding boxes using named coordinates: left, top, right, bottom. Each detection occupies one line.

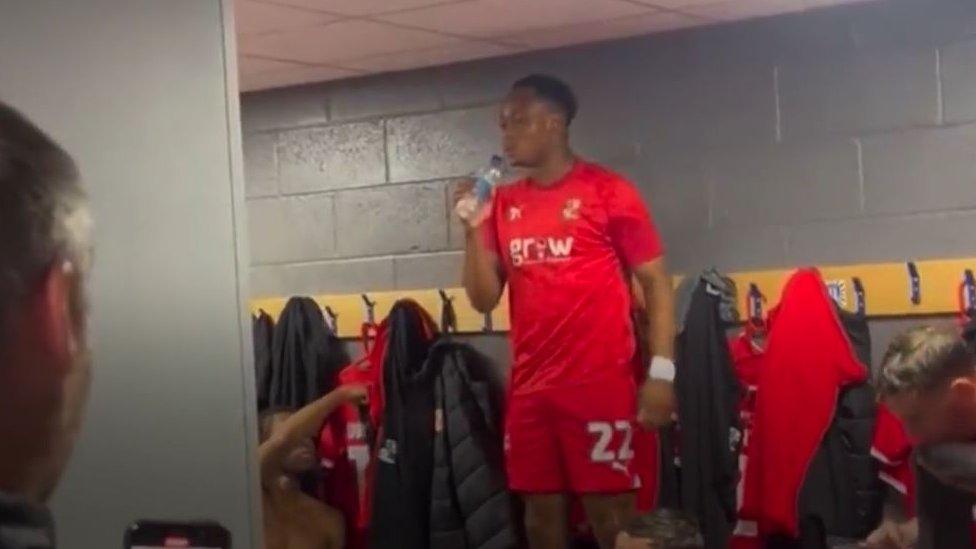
left=457, top=155, right=507, bottom=226
left=473, top=155, right=506, bottom=204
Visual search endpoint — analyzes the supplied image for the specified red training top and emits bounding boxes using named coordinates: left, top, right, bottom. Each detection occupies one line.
left=484, top=159, right=663, bottom=395
left=739, top=269, right=867, bottom=537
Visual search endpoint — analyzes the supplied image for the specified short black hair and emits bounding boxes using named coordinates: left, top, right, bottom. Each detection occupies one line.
left=512, top=74, right=578, bottom=125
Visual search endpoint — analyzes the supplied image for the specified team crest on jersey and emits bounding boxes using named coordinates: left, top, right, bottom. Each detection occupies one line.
left=508, top=206, right=523, bottom=221
left=562, top=198, right=581, bottom=221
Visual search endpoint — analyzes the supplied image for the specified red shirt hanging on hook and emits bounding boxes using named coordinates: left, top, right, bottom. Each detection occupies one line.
left=739, top=269, right=867, bottom=537
left=319, top=301, right=438, bottom=549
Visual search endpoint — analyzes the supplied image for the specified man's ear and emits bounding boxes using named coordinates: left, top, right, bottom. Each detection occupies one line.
left=949, top=377, right=976, bottom=408
left=26, top=260, right=78, bottom=368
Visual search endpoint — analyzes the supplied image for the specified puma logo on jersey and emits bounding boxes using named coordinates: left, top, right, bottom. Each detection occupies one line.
left=610, top=461, right=629, bottom=475
left=509, top=237, right=574, bottom=266
left=508, top=206, right=523, bottom=221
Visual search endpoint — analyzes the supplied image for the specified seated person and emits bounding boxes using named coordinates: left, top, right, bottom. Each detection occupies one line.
left=260, top=385, right=366, bottom=549
left=865, top=326, right=976, bottom=548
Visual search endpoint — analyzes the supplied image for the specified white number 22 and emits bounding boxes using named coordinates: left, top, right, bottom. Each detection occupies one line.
left=587, top=421, right=635, bottom=463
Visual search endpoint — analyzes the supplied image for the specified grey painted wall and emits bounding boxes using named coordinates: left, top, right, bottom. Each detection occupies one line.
left=0, top=1, right=260, bottom=547
left=241, top=0, right=976, bottom=368
left=242, top=0, right=976, bottom=300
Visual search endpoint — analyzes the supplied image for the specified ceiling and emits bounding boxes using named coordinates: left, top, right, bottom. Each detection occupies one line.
left=236, top=0, right=863, bottom=92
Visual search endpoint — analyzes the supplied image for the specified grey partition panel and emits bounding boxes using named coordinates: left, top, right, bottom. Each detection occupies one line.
left=0, top=1, right=260, bottom=547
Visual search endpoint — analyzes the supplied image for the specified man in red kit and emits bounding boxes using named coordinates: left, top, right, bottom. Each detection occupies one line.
left=454, top=74, right=676, bottom=549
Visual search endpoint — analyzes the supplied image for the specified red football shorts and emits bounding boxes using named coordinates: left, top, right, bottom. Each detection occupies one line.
left=505, top=377, right=641, bottom=493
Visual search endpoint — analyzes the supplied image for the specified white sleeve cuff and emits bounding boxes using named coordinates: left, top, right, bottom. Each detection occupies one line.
left=648, top=356, right=676, bottom=382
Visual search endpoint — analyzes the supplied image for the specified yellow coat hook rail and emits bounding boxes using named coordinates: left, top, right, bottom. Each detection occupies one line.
left=249, top=257, right=976, bottom=338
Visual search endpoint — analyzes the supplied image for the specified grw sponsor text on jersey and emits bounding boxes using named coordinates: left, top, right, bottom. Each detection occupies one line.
left=509, top=237, right=574, bottom=266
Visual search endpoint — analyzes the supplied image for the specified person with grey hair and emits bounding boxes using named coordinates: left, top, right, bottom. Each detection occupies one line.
left=865, top=326, right=976, bottom=549
left=877, top=326, right=976, bottom=446
left=0, top=101, right=93, bottom=549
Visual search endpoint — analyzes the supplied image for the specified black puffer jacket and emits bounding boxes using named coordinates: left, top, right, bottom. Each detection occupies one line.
left=429, top=340, right=516, bottom=549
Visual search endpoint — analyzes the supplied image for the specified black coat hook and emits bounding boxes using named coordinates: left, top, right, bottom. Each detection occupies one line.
left=438, top=289, right=452, bottom=304
left=852, top=277, right=866, bottom=317
left=963, top=270, right=976, bottom=317
left=747, top=283, right=764, bottom=325
left=361, top=293, right=376, bottom=325
left=324, top=306, right=338, bottom=334
left=438, top=290, right=457, bottom=333
left=907, top=262, right=921, bottom=305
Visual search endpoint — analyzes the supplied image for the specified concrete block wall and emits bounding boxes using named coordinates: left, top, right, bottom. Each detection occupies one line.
left=242, top=0, right=976, bottom=300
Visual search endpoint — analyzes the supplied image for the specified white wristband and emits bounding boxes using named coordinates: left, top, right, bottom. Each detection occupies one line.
left=648, top=356, right=676, bottom=382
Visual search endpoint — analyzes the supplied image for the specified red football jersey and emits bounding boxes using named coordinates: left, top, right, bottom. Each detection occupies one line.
left=729, top=333, right=765, bottom=549
left=319, top=323, right=389, bottom=549
left=484, top=160, right=663, bottom=394
left=319, top=362, right=383, bottom=549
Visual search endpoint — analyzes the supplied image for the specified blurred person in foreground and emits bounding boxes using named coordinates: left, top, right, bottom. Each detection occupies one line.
left=864, top=327, right=976, bottom=548
left=0, top=101, right=93, bottom=549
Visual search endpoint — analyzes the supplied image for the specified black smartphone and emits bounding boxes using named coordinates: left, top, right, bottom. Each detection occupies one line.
left=124, top=520, right=230, bottom=549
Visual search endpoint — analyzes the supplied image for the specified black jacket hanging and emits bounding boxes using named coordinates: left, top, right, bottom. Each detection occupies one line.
left=793, top=307, right=882, bottom=545
left=672, top=280, right=742, bottom=549
left=370, top=300, right=440, bottom=549
left=268, top=297, right=348, bottom=409
left=252, top=310, right=274, bottom=411
left=429, top=340, right=516, bottom=549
